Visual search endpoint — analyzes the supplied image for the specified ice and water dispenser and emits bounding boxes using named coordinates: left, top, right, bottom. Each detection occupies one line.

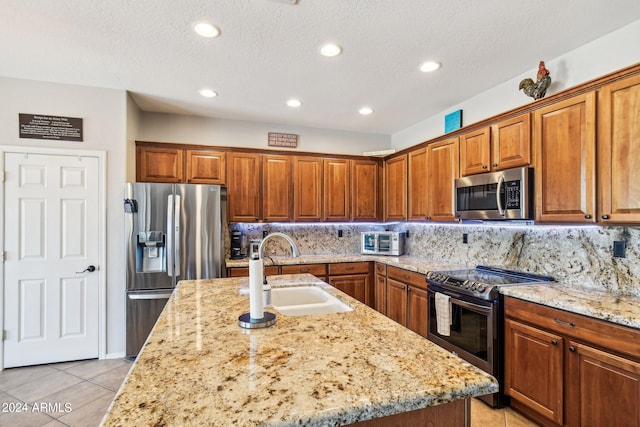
left=136, top=231, right=166, bottom=273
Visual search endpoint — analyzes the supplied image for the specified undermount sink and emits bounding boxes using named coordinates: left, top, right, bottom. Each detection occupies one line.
left=270, top=286, right=354, bottom=316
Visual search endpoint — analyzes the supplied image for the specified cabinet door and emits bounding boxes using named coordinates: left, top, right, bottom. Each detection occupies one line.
left=185, top=150, right=225, bottom=184
left=228, top=152, right=261, bottom=222
left=263, top=155, right=293, bottom=222
left=375, top=273, right=387, bottom=315
left=136, top=145, right=184, bottom=183
left=352, top=159, right=381, bottom=221
left=323, top=158, right=350, bottom=221
left=504, top=319, right=564, bottom=425
left=567, top=341, right=640, bottom=427
left=460, top=127, right=491, bottom=176
left=598, top=74, right=640, bottom=223
left=491, top=112, right=531, bottom=171
left=386, top=278, right=407, bottom=327
left=385, top=155, right=408, bottom=221
left=408, top=148, right=429, bottom=220
left=293, top=157, right=323, bottom=222
left=329, top=274, right=367, bottom=304
left=428, top=138, right=459, bottom=222
left=535, top=92, right=596, bottom=222
left=407, top=286, right=428, bottom=337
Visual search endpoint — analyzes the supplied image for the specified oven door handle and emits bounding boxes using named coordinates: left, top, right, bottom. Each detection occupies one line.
left=431, top=289, right=493, bottom=314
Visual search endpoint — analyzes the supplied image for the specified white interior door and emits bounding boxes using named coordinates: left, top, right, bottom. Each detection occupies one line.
left=3, top=152, right=101, bottom=368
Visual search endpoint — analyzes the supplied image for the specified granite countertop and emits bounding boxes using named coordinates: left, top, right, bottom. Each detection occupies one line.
left=500, top=283, right=640, bottom=330
left=102, top=274, right=497, bottom=427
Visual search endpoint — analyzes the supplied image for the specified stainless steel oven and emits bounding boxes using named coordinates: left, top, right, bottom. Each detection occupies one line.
left=426, top=266, right=554, bottom=407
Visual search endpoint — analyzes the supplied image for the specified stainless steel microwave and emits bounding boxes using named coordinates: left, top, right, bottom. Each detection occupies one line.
left=454, top=167, right=534, bottom=220
left=361, top=232, right=405, bottom=256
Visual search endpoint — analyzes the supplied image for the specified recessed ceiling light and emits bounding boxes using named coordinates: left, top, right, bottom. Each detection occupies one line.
left=194, top=22, right=221, bottom=38
left=286, top=99, right=302, bottom=108
left=419, top=61, right=441, bottom=72
left=358, top=107, right=374, bottom=115
left=199, top=88, right=218, bottom=98
left=319, top=43, right=343, bottom=57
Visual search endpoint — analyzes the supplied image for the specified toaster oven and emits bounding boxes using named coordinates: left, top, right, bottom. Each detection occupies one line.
left=361, top=232, right=405, bottom=256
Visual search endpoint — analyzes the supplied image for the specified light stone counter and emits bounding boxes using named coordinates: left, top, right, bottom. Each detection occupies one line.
left=500, top=283, right=640, bottom=330
left=102, top=274, right=497, bottom=427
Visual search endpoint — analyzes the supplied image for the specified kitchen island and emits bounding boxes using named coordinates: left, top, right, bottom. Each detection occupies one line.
left=101, top=274, right=497, bottom=426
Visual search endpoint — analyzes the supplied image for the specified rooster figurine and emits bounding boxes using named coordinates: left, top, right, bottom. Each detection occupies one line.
left=519, top=61, right=551, bottom=100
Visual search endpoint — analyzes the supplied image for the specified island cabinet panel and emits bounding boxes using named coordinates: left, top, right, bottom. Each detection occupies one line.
left=328, top=262, right=373, bottom=307
left=427, top=137, right=459, bottom=222
left=505, top=296, right=640, bottom=427
left=280, top=263, right=327, bottom=281
left=460, top=126, right=491, bottom=176
left=385, top=154, right=408, bottom=221
left=374, top=263, right=387, bottom=315
left=136, top=145, right=184, bottom=183
left=228, top=152, right=261, bottom=222
left=408, top=147, right=429, bottom=221
left=351, top=159, right=381, bottom=221
left=349, top=398, right=468, bottom=427
left=491, top=112, right=532, bottom=172
left=262, top=155, right=293, bottom=222
left=323, top=158, right=351, bottom=221
left=534, top=92, right=596, bottom=223
left=293, top=156, right=323, bottom=222
left=185, top=150, right=226, bottom=184
left=598, top=73, right=640, bottom=223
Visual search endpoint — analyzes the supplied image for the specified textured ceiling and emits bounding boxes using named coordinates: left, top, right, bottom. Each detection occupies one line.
left=2, top=0, right=640, bottom=135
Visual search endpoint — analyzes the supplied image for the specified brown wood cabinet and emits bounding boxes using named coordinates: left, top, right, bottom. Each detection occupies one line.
left=408, top=147, right=428, bottom=221
left=407, top=286, right=428, bottom=338
left=351, top=159, right=381, bottom=221
left=262, top=155, right=293, bottom=222
left=280, top=263, right=327, bottom=281
left=385, top=155, right=408, bottom=221
left=374, top=263, right=387, bottom=315
left=598, top=74, right=640, bottom=223
left=227, top=265, right=280, bottom=277
left=386, top=278, right=407, bottom=327
left=428, top=137, right=459, bottom=222
left=293, top=157, right=323, bottom=222
left=385, top=266, right=428, bottom=336
left=460, top=127, right=491, bottom=176
left=534, top=92, right=596, bottom=223
left=228, top=152, right=261, bottom=222
left=323, top=158, right=350, bottom=221
left=505, top=296, right=640, bottom=427
left=185, top=149, right=226, bottom=184
left=491, top=113, right=532, bottom=172
left=328, top=262, right=372, bottom=307
left=136, top=145, right=184, bottom=183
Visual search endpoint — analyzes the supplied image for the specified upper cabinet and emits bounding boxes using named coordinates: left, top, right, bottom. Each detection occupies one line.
left=227, top=152, right=261, bottom=222
left=262, top=154, right=293, bottom=222
left=185, top=149, right=226, bottom=184
left=598, top=74, right=640, bottom=223
left=136, top=145, right=184, bottom=183
left=534, top=92, right=596, bottom=223
left=408, top=147, right=428, bottom=221
left=324, top=158, right=351, bottom=221
left=385, top=155, right=408, bottom=221
left=293, top=156, right=323, bottom=222
left=460, top=113, right=531, bottom=177
left=428, top=137, right=459, bottom=222
left=351, top=159, right=381, bottom=221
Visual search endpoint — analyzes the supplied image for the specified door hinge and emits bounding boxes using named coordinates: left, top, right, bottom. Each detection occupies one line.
left=0, top=171, right=4, bottom=182
left=2, top=330, right=6, bottom=341
left=1, top=252, right=5, bottom=262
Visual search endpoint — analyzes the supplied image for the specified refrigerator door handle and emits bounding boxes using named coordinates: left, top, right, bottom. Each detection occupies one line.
left=166, top=194, right=174, bottom=276
left=128, top=292, right=173, bottom=300
left=174, top=194, right=181, bottom=277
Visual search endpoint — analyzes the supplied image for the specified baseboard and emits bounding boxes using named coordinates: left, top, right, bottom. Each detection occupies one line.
left=104, top=352, right=126, bottom=360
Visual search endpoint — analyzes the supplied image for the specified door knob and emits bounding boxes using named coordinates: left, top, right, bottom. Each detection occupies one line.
left=76, top=265, right=96, bottom=273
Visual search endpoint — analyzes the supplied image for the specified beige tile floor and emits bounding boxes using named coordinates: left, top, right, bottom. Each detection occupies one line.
left=0, top=358, right=538, bottom=427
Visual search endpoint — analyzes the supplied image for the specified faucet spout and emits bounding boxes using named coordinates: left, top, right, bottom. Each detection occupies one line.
left=258, top=232, right=300, bottom=259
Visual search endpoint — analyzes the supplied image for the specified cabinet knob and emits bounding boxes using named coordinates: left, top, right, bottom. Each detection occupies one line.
left=482, top=165, right=488, bottom=169
left=602, top=215, right=610, bottom=220
left=584, top=214, right=592, bottom=220
left=551, top=339, right=558, bottom=346
left=493, top=163, right=498, bottom=167
left=569, top=346, right=576, bottom=352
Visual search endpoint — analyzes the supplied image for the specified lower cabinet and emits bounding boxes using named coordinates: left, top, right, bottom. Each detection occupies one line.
left=385, top=266, right=428, bottom=337
left=504, top=296, right=640, bottom=427
left=328, top=262, right=373, bottom=307
left=374, top=263, right=387, bottom=315
left=227, top=266, right=280, bottom=277
left=280, top=263, right=327, bottom=281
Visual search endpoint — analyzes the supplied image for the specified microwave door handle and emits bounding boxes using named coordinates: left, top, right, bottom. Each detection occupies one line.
left=496, top=175, right=506, bottom=217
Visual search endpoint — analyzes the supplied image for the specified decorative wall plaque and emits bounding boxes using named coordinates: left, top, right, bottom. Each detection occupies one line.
left=268, top=132, right=298, bottom=148
left=19, top=113, right=83, bottom=141
left=444, top=110, right=463, bottom=133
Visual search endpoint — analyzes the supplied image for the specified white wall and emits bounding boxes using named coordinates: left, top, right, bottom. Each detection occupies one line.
left=137, top=112, right=390, bottom=156
left=0, top=77, right=128, bottom=358
left=392, top=19, right=640, bottom=150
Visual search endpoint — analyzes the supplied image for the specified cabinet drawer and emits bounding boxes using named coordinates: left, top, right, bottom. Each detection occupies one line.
left=227, top=266, right=280, bottom=277
left=505, top=296, right=640, bottom=360
left=281, top=264, right=327, bottom=277
left=375, top=262, right=387, bottom=275
left=329, top=262, right=370, bottom=275
left=386, top=266, right=425, bottom=290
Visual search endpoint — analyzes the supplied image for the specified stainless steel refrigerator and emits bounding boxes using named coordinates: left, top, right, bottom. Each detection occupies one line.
left=124, top=183, right=226, bottom=357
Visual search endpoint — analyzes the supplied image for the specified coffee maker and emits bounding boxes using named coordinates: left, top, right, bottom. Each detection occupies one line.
left=230, top=229, right=247, bottom=259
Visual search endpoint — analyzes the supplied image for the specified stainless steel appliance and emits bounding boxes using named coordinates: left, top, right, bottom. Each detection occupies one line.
left=425, top=266, right=554, bottom=407
left=124, top=183, right=226, bottom=357
left=361, top=231, right=405, bottom=256
left=455, top=167, right=534, bottom=220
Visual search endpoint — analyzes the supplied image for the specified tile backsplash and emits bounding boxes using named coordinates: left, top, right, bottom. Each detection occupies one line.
left=228, top=222, right=640, bottom=296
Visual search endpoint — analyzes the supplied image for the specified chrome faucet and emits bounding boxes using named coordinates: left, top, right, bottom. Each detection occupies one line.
left=257, top=232, right=300, bottom=305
